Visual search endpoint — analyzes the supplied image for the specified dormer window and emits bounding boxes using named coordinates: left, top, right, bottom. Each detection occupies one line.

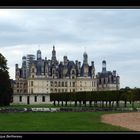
left=72, top=70, right=75, bottom=74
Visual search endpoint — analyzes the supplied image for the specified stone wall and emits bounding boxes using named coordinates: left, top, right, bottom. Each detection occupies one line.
left=13, top=94, right=51, bottom=105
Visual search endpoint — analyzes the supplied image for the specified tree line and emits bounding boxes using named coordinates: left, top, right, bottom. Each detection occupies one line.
left=50, top=88, right=140, bottom=108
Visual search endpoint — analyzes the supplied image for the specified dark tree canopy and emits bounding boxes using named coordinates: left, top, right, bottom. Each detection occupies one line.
left=0, top=53, right=13, bottom=106
left=0, top=53, right=8, bottom=71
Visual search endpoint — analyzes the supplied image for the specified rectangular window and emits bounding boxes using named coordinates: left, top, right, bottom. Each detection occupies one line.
left=34, top=96, right=37, bottom=102
left=19, top=96, right=22, bottom=102
left=20, top=84, right=22, bottom=88
left=58, top=82, right=60, bottom=87
left=55, top=81, right=57, bottom=87
left=51, top=81, right=53, bottom=86
left=31, top=88, right=33, bottom=94
left=31, top=81, right=33, bottom=86
left=24, top=83, right=26, bottom=88
left=62, top=82, right=64, bottom=87
left=42, top=96, right=45, bottom=102
left=17, top=83, right=19, bottom=88
left=65, top=82, right=67, bottom=87
left=73, top=82, right=75, bottom=87
left=20, top=83, right=22, bottom=88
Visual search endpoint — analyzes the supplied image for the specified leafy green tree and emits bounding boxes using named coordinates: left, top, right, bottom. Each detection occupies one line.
left=50, top=93, right=57, bottom=106
left=0, top=53, right=13, bottom=106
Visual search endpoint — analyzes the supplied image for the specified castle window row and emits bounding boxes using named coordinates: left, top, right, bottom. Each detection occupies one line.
left=19, top=96, right=46, bottom=103
left=50, top=81, right=75, bottom=87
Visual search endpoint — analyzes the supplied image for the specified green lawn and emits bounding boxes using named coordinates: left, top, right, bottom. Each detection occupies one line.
left=0, top=112, right=131, bottom=131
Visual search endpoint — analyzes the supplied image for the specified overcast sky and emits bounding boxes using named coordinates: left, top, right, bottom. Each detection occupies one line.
left=0, top=9, right=140, bottom=88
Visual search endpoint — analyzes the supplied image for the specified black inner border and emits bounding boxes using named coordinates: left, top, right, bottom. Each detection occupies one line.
left=0, top=1, right=140, bottom=139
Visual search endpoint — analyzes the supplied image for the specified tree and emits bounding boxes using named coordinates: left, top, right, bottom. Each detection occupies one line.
left=0, top=53, right=13, bottom=106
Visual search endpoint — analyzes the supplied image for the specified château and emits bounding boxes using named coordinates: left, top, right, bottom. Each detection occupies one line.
left=13, top=46, right=120, bottom=104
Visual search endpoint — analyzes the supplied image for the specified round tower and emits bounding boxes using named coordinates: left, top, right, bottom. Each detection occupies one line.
left=102, top=60, right=106, bottom=73
left=22, top=56, right=26, bottom=79
left=37, top=50, right=42, bottom=60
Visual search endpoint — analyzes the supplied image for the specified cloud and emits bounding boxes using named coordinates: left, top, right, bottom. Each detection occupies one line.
left=0, top=9, right=140, bottom=88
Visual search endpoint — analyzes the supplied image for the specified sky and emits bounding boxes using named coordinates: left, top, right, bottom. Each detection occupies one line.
left=0, top=9, right=140, bottom=88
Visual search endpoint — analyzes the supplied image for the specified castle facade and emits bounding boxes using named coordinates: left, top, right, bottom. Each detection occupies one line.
left=13, top=46, right=120, bottom=104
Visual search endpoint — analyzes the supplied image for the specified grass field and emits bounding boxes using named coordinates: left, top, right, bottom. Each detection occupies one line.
left=0, top=112, right=131, bottom=131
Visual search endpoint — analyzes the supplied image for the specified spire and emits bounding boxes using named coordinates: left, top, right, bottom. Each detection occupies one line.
left=53, top=45, right=55, bottom=50
left=83, top=51, right=88, bottom=64
left=52, top=45, right=56, bottom=64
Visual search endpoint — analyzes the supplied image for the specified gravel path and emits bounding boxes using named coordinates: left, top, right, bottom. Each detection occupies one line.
left=101, top=112, right=140, bottom=131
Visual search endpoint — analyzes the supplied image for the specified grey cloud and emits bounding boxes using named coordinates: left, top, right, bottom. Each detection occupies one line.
left=0, top=9, right=140, bottom=88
